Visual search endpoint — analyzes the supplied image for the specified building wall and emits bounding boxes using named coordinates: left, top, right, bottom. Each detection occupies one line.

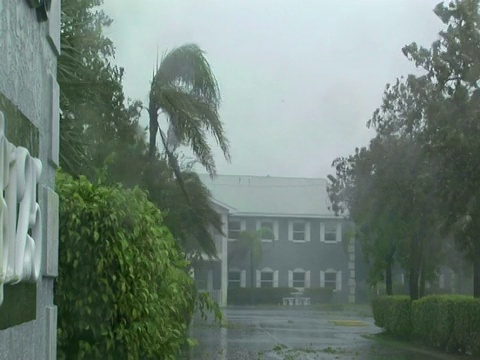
left=228, top=216, right=355, bottom=302
left=0, top=1, right=60, bottom=359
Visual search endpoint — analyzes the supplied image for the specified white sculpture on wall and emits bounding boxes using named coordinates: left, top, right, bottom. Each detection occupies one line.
left=0, top=114, right=43, bottom=306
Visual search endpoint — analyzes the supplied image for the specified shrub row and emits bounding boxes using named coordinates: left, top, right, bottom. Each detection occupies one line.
left=372, top=295, right=480, bottom=356
left=228, top=287, right=333, bottom=305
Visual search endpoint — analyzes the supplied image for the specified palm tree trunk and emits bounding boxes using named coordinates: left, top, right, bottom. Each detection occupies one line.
left=148, top=108, right=158, bottom=158
left=250, top=253, right=255, bottom=305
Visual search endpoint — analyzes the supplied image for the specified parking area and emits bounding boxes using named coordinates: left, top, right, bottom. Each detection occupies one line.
left=188, top=306, right=465, bottom=360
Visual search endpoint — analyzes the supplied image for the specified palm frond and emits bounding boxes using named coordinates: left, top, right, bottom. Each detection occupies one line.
left=155, top=44, right=220, bottom=106
left=155, top=86, right=230, bottom=174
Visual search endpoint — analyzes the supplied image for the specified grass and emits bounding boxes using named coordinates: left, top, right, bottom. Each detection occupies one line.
left=329, top=319, right=369, bottom=326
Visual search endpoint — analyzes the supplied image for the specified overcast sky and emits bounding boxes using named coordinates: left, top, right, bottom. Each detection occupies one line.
left=102, top=0, right=443, bottom=179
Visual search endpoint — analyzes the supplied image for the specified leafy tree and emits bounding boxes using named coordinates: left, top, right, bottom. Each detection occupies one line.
left=402, top=0, right=480, bottom=297
left=329, top=77, right=443, bottom=300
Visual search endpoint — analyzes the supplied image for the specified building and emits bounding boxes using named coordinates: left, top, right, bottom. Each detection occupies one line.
left=0, top=2, right=60, bottom=359
left=196, top=174, right=356, bottom=305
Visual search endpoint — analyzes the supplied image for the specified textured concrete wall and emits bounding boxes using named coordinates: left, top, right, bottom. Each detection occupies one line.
left=0, top=1, right=60, bottom=359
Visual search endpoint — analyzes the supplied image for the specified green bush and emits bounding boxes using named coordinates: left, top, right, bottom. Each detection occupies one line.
left=303, top=288, right=334, bottom=304
left=412, top=295, right=459, bottom=351
left=376, top=294, right=480, bottom=356
left=372, top=296, right=412, bottom=338
left=228, top=287, right=296, bottom=305
left=452, top=297, right=480, bottom=356
left=55, top=173, right=195, bottom=359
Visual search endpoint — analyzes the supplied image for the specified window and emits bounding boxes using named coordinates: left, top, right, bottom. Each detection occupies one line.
left=229, top=269, right=246, bottom=288
left=324, top=224, right=337, bottom=242
left=228, top=219, right=244, bottom=240
left=256, top=268, right=279, bottom=288
left=261, top=271, right=273, bottom=288
left=321, top=222, right=341, bottom=243
left=289, top=221, right=310, bottom=242
left=293, top=271, right=305, bottom=288
left=288, top=269, right=311, bottom=288
left=321, top=269, right=342, bottom=291
left=256, top=220, right=277, bottom=241
left=324, top=272, right=337, bottom=290
left=228, top=271, right=241, bottom=289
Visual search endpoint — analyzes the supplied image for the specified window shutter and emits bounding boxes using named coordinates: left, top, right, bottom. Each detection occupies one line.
left=320, top=271, right=325, bottom=287
left=320, top=223, right=325, bottom=243
left=240, top=270, right=246, bottom=288
left=288, top=270, right=293, bottom=288
left=256, top=270, right=261, bottom=288
left=288, top=221, right=293, bottom=241
left=305, top=222, right=311, bottom=242
left=305, top=271, right=311, bottom=288
left=336, top=271, right=342, bottom=291
left=274, top=221, right=279, bottom=241
left=273, top=270, right=279, bottom=287
left=336, top=222, right=342, bottom=243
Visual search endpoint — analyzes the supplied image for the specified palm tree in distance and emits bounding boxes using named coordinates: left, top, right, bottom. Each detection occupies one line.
left=237, top=228, right=275, bottom=304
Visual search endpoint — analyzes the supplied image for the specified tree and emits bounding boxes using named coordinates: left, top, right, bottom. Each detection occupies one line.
left=59, top=0, right=142, bottom=178
left=234, top=228, right=274, bottom=303
left=58, top=0, right=223, bottom=257
left=148, top=44, right=231, bottom=176
left=402, top=0, right=480, bottom=297
left=329, top=77, right=443, bottom=300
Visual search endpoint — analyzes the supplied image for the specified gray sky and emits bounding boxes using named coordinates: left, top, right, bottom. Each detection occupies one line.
left=102, top=0, right=443, bottom=178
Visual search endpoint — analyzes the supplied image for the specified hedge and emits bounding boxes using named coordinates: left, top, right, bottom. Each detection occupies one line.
left=55, top=173, right=195, bottom=359
left=303, top=288, right=334, bottom=304
left=412, top=295, right=459, bottom=351
left=373, top=295, right=480, bottom=356
left=228, top=287, right=334, bottom=305
left=372, top=296, right=412, bottom=338
left=228, top=287, right=295, bottom=305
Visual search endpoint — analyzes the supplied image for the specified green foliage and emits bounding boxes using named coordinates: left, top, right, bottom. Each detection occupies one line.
left=372, top=296, right=412, bottom=338
left=55, top=172, right=195, bottom=359
left=148, top=43, right=230, bottom=176
left=194, top=291, right=224, bottom=323
left=375, top=294, right=480, bottom=356
left=452, top=297, right=480, bottom=355
left=227, top=288, right=296, bottom=305
left=412, top=295, right=480, bottom=355
left=412, top=295, right=460, bottom=351
left=60, top=0, right=143, bottom=177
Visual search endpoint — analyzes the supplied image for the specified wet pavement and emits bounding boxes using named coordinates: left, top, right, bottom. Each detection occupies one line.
left=188, top=307, right=466, bottom=360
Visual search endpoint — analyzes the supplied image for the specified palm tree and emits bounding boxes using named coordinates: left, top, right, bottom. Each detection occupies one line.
left=148, top=43, right=231, bottom=176
left=236, top=228, right=275, bottom=304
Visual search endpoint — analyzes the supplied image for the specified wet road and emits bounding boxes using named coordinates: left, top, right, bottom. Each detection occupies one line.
left=188, top=307, right=465, bottom=360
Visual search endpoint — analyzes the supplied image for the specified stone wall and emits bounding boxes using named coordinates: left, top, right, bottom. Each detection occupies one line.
left=0, top=1, right=60, bottom=359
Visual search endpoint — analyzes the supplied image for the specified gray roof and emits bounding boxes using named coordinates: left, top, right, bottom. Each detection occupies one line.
left=198, top=174, right=337, bottom=218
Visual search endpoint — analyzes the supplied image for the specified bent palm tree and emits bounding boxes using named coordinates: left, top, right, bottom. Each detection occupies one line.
left=148, top=43, right=230, bottom=176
